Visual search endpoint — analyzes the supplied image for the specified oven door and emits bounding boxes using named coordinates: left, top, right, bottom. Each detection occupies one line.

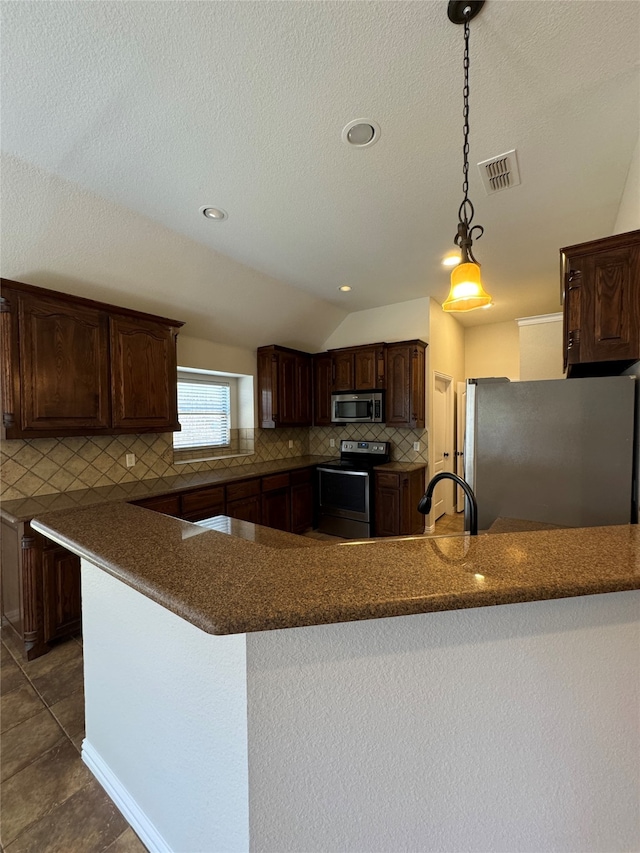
left=317, top=468, right=370, bottom=522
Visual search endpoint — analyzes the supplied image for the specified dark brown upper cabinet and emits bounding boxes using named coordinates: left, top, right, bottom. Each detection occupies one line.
left=257, top=345, right=313, bottom=428
left=561, top=230, right=640, bottom=375
left=110, top=315, right=180, bottom=431
left=312, top=353, right=333, bottom=426
left=329, top=344, right=386, bottom=392
left=16, top=291, right=111, bottom=433
left=385, top=341, right=426, bottom=428
left=1, top=278, right=183, bottom=438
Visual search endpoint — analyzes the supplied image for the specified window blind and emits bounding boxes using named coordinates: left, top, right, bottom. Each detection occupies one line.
left=174, top=376, right=231, bottom=449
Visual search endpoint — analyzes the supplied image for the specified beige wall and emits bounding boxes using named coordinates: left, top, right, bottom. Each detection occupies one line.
left=518, top=315, right=564, bottom=381
left=322, top=298, right=430, bottom=350
left=614, top=137, right=640, bottom=234
left=426, top=300, right=465, bottom=523
left=464, top=321, right=520, bottom=380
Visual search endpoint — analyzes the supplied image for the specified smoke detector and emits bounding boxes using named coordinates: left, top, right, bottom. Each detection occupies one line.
left=477, top=149, right=521, bottom=195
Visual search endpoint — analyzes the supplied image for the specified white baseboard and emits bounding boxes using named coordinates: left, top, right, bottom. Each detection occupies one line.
left=82, top=740, right=172, bottom=853
left=424, top=522, right=435, bottom=534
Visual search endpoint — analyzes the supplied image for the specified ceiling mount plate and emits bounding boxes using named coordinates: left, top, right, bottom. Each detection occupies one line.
left=447, top=1, right=485, bottom=24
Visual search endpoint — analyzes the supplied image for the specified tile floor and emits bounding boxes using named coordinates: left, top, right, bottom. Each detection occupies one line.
left=0, top=511, right=463, bottom=853
left=1, top=626, right=146, bottom=853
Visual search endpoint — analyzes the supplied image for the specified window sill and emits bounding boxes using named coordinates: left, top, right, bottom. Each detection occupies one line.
left=173, top=451, right=255, bottom=466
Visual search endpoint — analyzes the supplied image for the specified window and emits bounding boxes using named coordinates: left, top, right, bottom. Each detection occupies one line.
left=174, top=371, right=231, bottom=452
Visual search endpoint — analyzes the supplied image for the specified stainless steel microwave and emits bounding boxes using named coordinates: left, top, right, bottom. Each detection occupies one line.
left=331, top=391, right=384, bottom=424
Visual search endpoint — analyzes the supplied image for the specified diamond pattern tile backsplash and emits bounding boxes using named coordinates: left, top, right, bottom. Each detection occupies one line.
left=0, top=425, right=428, bottom=500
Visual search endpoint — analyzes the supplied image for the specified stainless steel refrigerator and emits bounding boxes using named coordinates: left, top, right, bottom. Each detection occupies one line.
left=464, top=376, right=638, bottom=531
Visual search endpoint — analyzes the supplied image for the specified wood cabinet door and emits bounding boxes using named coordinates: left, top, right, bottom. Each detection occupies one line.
left=110, top=316, right=179, bottom=431
left=295, top=353, right=312, bottom=425
left=385, top=345, right=411, bottom=425
left=313, top=354, right=333, bottom=426
left=353, top=346, right=385, bottom=390
left=132, top=494, right=182, bottom=516
left=580, top=244, right=640, bottom=363
left=400, top=469, right=426, bottom=535
left=18, top=293, right=111, bottom=432
left=261, top=488, right=292, bottom=532
left=227, top=495, right=261, bottom=524
left=374, top=472, right=401, bottom=537
left=385, top=342, right=426, bottom=428
left=42, top=545, right=81, bottom=643
left=410, top=344, right=426, bottom=429
left=332, top=350, right=354, bottom=391
left=277, top=350, right=299, bottom=425
left=291, top=468, right=315, bottom=533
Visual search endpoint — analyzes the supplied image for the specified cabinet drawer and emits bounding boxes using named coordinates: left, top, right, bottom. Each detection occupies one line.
left=133, top=494, right=181, bottom=516
left=181, top=485, right=225, bottom=515
left=226, top=478, right=261, bottom=502
left=261, top=472, right=290, bottom=492
left=290, top=467, right=313, bottom=486
left=376, top=472, right=400, bottom=490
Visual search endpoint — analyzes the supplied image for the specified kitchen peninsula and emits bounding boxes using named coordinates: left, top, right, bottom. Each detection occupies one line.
left=32, top=504, right=639, bottom=853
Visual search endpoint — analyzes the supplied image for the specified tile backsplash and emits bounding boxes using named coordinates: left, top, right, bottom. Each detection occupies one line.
left=1, top=425, right=428, bottom=501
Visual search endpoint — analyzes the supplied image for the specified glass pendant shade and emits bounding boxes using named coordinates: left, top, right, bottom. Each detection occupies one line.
left=442, top=262, right=492, bottom=312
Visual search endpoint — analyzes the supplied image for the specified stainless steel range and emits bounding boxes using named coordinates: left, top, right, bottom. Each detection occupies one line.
left=317, top=439, right=390, bottom=539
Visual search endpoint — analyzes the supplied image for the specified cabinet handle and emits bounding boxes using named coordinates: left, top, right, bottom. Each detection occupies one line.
left=444, top=452, right=450, bottom=458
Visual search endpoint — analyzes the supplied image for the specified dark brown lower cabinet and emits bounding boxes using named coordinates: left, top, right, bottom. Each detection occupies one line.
left=375, top=468, right=426, bottom=537
left=132, top=493, right=182, bottom=516
left=42, top=542, right=82, bottom=643
left=1, top=519, right=81, bottom=660
left=1, top=465, right=319, bottom=659
left=261, top=473, right=292, bottom=532
left=180, top=486, right=225, bottom=522
left=290, top=468, right=314, bottom=534
left=226, top=479, right=262, bottom=524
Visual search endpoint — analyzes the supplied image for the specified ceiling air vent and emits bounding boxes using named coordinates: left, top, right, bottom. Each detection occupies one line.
left=477, top=149, right=521, bottom=195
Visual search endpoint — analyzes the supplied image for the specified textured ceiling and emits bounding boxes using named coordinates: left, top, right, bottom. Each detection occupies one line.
left=1, top=0, right=639, bottom=329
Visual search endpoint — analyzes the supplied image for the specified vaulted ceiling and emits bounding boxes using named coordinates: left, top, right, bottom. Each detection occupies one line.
left=1, top=1, right=638, bottom=342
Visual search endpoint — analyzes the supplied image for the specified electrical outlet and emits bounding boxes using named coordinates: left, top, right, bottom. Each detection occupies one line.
left=125, top=453, right=136, bottom=468
left=329, top=438, right=336, bottom=448
left=413, top=442, right=420, bottom=452
left=288, top=439, right=294, bottom=449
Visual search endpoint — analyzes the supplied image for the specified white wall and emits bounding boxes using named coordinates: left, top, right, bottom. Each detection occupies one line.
left=613, top=137, right=640, bottom=234
left=518, top=314, right=564, bottom=381
left=80, top=552, right=640, bottom=853
left=248, top=591, right=640, bottom=853
left=465, top=321, right=520, bottom=380
left=81, top=561, right=250, bottom=853
left=0, top=153, right=347, bottom=352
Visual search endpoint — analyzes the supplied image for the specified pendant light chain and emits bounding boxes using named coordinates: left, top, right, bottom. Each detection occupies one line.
left=443, top=0, right=491, bottom=312
left=454, top=6, right=483, bottom=265
left=461, top=16, right=471, bottom=223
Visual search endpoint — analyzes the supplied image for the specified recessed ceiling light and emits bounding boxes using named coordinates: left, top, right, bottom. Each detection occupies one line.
left=442, top=253, right=461, bottom=267
left=341, top=119, right=380, bottom=148
left=337, top=285, right=352, bottom=292
left=200, top=206, right=228, bottom=220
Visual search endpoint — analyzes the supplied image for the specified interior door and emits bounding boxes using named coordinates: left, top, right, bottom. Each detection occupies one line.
left=456, top=381, right=467, bottom=512
left=432, top=373, right=454, bottom=521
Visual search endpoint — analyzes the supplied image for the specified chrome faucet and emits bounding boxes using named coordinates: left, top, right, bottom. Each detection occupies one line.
left=417, top=472, right=479, bottom=536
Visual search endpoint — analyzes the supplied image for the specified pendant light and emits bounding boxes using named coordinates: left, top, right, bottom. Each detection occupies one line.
left=442, top=1, right=492, bottom=312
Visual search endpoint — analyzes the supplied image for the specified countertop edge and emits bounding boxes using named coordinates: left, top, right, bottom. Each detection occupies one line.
left=31, top=505, right=640, bottom=637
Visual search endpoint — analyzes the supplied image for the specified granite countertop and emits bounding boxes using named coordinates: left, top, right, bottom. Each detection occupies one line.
left=32, top=502, right=640, bottom=636
left=0, top=456, right=334, bottom=524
